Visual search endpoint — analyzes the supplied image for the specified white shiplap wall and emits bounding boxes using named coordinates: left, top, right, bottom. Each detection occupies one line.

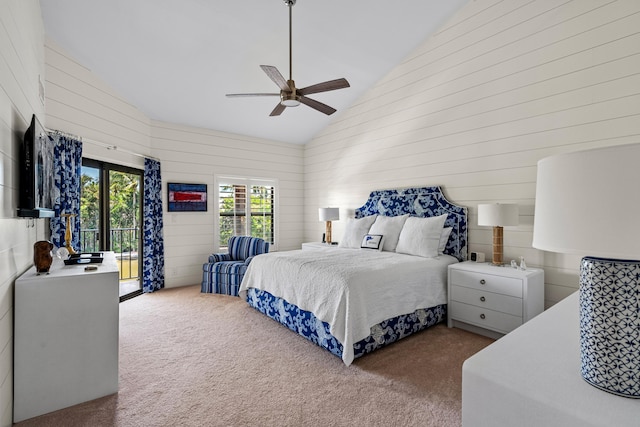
left=151, top=121, right=304, bottom=287
left=45, top=39, right=305, bottom=289
left=0, top=1, right=45, bottom=424
left=45, top=38, right=151, bottom=171
left=304, top=0, right=640, bottom=307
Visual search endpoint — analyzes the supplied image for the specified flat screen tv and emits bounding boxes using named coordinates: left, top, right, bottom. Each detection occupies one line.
left=18, top=114, right=55, bottom=218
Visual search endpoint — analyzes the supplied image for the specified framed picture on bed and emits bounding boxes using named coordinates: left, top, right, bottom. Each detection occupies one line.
left=167, top=183, right=207, bottom=212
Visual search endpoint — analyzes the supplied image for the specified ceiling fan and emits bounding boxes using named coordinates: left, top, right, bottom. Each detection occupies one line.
left=226, top=0, right=350, bottom=116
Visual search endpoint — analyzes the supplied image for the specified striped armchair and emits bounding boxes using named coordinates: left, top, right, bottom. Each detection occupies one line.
left=201, top=236, right=270, bottom=296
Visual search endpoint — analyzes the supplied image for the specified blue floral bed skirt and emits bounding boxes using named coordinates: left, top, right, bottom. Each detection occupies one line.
left=245, top=288, right=446, bottom=361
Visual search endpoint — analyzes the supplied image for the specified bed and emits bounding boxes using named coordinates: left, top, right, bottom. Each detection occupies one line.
left=239, top=186, right=468, bottom=365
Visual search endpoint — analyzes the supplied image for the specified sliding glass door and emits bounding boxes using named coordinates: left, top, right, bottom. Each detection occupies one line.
left=80, top=159, right=143, bottom=301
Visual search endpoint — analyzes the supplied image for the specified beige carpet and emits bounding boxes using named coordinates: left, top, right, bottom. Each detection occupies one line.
left=15, top=285, right=493, bottom=427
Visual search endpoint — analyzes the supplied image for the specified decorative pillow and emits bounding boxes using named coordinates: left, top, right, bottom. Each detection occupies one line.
left=361, top=234, right=384, bottom=251
left=368, top=214, right=410, bottom=252
left=338, top=215, right=377, bottom=248
left=396, top=214, right=448, bottom=258
left=439, top=227, right=453, bottom=254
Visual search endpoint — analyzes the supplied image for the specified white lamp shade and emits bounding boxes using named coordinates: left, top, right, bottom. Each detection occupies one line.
left=477, top=203, right=518, bottom=227
left=318, top=207, right=339, bottom=222
left=532, top=143, right=640, bottom=259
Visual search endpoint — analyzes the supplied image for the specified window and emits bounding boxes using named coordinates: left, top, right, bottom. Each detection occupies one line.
left=218, top=177, right=276, bottom=250
left=81, top=159, right=143, bottom=301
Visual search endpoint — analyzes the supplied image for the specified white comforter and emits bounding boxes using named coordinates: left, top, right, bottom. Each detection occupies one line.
left=239, top=248, right=457, bottom=365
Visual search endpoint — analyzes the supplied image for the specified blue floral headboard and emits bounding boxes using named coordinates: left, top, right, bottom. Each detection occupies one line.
left=354, top=186, right=468, bottom=261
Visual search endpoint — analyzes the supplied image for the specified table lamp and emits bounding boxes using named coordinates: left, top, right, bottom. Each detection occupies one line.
left=532, top=143, right=640, bottom=398
left=477, top=203, right=519, bottom=265
left=319, top=208, right=339, bottom=244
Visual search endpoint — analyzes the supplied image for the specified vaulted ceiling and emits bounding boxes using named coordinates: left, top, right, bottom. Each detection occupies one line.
left=40, top=0, right=468, bottom=144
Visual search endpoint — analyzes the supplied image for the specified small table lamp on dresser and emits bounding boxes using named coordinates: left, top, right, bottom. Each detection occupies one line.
left=532, top=143, right=640, bottom=398
left=319, top=207, right=339, bottom=244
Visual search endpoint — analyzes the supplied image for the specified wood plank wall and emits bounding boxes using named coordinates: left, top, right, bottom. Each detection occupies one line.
left=304, top=0, right=640, bottom=308
left=45, top=41, right=304, bottom=289
left=45, top=39, right=151, bottom=170
left=0, top=1, right=45, bottom=424
left=150, top=121, right=304, bottom=287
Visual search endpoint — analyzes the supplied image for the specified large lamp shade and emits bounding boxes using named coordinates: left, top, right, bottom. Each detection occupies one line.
left=532, top=142, right=640, bottom=398
left=533, top=144, right=640, bottom=259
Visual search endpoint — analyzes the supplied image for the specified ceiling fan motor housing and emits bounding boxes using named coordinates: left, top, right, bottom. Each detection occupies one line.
left=281, top=79, right=300, bottom=106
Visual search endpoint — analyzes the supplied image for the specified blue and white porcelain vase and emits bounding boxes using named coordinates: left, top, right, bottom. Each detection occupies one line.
left=579, top=257, right=640, bottom=398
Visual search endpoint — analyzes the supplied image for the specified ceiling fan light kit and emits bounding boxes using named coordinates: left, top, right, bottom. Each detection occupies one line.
left=280, top=88, right=300, bottom=107
left=226, top=0, right=349, bottom=116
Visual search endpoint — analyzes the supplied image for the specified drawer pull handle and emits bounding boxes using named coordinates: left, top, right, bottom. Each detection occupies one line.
left=480, top=296, right=486, bottom=302
left=480, top=279, right=486, bottom=285
left=480, top=313, right=486, bottom=320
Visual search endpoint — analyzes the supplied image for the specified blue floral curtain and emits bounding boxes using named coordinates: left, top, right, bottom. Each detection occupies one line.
left=49, top=134, right=82, bottom=251
left=143, top=158, right=165, bottom=292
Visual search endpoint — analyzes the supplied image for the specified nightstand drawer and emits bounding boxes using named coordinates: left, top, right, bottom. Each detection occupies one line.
left=450, top=269, right=522, bottom=298
left=450, top=301, right=522, bottom=334
left=450, top=285, right=523, bottom=317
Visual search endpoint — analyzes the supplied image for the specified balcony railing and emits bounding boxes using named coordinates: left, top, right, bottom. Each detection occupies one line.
left=80, top=228, right=139, bottom=281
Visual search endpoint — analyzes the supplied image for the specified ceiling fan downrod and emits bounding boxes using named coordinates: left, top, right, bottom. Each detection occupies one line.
left=282, top=0, right=298, bottom=106
left=285, top=0, right=295, bottom=84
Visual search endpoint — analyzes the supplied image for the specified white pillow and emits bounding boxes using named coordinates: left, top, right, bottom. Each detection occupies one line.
left=396, top=214, right=448, bottom=258
left=338, top=215, right=377, bottom=248
left=368, top=214, right=410, bottom=252
left=439, top=227, right=453, bottom=254
left=361, top=234, right=384, bottom=251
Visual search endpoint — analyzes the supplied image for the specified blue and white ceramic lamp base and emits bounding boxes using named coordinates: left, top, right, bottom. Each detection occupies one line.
left=579, top=257, right=640, bottom=398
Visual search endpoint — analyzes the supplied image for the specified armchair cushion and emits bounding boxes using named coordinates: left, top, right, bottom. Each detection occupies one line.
left=209, top=253, right=232, bottom=263
left=228, top=236, right=270, bottom=261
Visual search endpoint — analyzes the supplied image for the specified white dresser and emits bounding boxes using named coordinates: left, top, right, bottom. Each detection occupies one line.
left=14, top=252, right=120, bottom=422
left=462, top=291, right=640, bottom=426
left=447, top=261, right=544, bottom=338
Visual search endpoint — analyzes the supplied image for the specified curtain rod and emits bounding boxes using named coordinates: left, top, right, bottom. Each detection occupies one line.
left=47, top=128, right=160, bottom=162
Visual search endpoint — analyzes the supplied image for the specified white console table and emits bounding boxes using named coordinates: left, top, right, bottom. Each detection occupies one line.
left=14, top=252, right=120, bottom=422
left=462, top=291, right=640, bottom=426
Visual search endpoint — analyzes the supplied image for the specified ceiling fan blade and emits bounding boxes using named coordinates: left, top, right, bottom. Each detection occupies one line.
left=260, top=65, right=290, bottom=92
left=270, top=103, right=287, bottom=117
left=298, top=96, right=337, bottom=115
left=226, top=93, right=279, bottom=97
left=298, top=78, right=350, bottom=96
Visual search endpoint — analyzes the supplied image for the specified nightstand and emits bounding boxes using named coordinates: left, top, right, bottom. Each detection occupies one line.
left=301, top=242, right=338, bottom=250
left=447, top=261, right=544, bottom=339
